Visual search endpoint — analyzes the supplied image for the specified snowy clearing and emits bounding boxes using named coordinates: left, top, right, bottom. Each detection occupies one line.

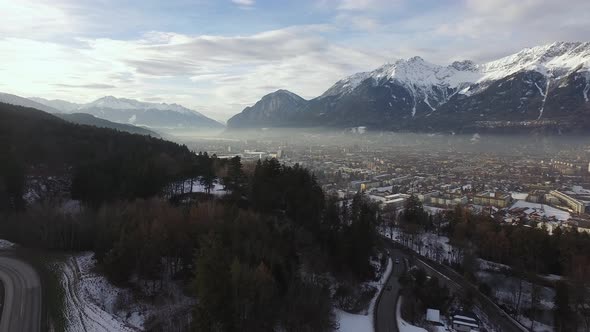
left=56, top=252, right=195, bottom=332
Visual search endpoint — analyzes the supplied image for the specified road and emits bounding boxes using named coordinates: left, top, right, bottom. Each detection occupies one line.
left=377, top=238, right=528, bottom=332
left=375, top=248, right=407, bottom=332
left=0, top=256, right=42, bottom=332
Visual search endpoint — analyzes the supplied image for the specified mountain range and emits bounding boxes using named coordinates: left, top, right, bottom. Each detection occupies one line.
left=227, top=42, right=590, bottom=134
left=29, top=95, right=224, bottom=132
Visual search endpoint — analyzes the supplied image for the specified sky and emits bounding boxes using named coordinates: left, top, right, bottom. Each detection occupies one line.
left=1, top=0, right=589, bottom=122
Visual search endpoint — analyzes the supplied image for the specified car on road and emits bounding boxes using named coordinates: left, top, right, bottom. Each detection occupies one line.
left=394, top=258, right=400, bottom=264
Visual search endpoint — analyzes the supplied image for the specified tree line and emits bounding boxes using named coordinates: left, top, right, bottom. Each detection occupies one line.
left=1, top=155, right=381, bottom=331
left=397, top=197, right=590, bottom=331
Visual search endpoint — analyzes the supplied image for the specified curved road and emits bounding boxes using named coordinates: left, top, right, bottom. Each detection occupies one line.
left=0, top=256, right=42, bottom=332
left=376, top=239, right=527, bottom=332
left=375, top=248, right=407, bottom=332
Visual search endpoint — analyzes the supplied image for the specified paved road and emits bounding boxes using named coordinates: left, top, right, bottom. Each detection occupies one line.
left=0, top=256, right=42, bottom=332
left=381, top=239, right=528, bottom=332
left=375, top=248, right=407, bottom=332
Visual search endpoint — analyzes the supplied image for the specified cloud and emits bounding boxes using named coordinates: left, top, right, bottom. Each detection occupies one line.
left=429, top=0, right=590, bottom=61
left=231, top=0, right=255, bottom=7
left=0, top=0, right=72, bottom=38
left=337, top=0, right=389, bottom=11
left=0, top=26, right=386, bottom=121
left=54, top=83, right=117, bottom=89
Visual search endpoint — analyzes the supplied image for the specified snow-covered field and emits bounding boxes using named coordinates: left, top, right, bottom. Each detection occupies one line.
left=510, top=200, right=571, bottom=221
left=56, top=252, right=195, bottom=332
left=336, top=257, right=392, bottom=332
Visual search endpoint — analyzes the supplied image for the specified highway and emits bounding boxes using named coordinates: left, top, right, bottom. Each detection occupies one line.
left=0, top=256, right=42, bottom=332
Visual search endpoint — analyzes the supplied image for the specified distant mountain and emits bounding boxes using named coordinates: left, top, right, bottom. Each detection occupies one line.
left=55, top=113, right=160, bottom=137
left=29, top=97, right=80, bottom=112
left=32, top=96, right=225, bottom=132
left=0, top=92, right=61, bottom=114
left=227, top=89, right=308, bottom=128
left=227, top=42, right=590, bottom=134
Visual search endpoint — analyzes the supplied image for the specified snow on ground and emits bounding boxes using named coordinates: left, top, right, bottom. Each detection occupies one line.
left=57, top=253, right=136, bottom=332
left=396, top=297, right=428, bottom=332
left=382, top=229, right=457, bottom=264
left=423, top=205, right=447, bottom=215
left=510, top=200, right=571, bottom=221
left=190, top=180, right=227, bottom=196
left=511, top=192, right=529, bottom=200
left=478, top=259, right=511, bottom=273
left=336, top=257, right=392, bottom=332
left=57, top=252, right=195, bottom=332
left=539, top=274, right=564, bottom=282
left=477, top=270, right=555, bottom=311
left=336, top=309, right=372, bottom=332
left=0, top=239, right=15, bottom=249
left=517, top=315, right=554, bottom=332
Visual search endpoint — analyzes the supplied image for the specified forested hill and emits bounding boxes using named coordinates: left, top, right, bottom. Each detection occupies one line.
left=55, top=112, right=160, bottom=137
left=0, top=102, right=197, bottom=208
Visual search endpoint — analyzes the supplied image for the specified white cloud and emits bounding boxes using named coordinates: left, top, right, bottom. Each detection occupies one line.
left=0, top=26, right=386, bottom=121
left=0, top=0, right=72, bottom=38
left=231, top=0, right=255, bottom=6
left=336, top=0, right=397, bottom=11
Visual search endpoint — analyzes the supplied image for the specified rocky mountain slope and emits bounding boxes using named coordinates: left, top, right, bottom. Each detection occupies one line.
left=227, top=42, right=590, bottom=134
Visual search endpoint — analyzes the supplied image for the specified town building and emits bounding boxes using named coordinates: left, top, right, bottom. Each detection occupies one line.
left=473, top=191, right=511, bottom=208
left=450, top=311, right=480, bottom=332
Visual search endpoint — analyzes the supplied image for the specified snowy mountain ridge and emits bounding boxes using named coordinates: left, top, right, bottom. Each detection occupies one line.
left=82, top=96, right=200, bottom=116
left=323, top=42, right=590, bottom=100
left=229, top=42, right=590, bottom=133
left=11, top=94, right=225, bottom=132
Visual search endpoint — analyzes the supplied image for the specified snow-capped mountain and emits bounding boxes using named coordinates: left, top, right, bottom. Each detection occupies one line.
left=228, top=42, right=590, bottom=133
left=32, top=96, right=224, bottom=132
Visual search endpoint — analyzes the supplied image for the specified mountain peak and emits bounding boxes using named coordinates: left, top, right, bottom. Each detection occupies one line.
left=227, top=90, right=307, bottom=128
left=261, top=89, right=306, bottom=103
left=407, top=56, right=425, bottom=63
left=451, top=60, right=477, bottom=71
